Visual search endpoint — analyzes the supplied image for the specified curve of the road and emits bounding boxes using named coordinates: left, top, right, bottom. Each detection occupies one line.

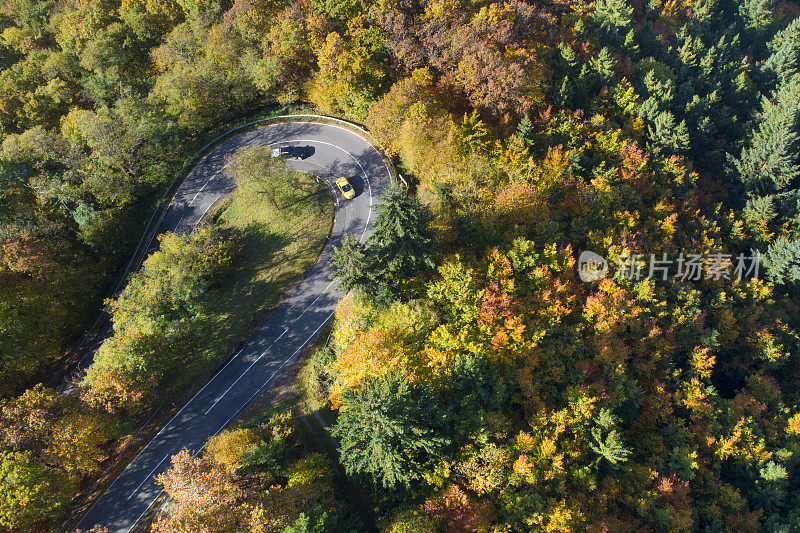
left=74, top=121, right=392, bottom=532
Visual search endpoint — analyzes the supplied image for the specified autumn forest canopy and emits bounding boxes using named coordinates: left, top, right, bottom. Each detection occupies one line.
left=2, top=0, right=800, bottom=530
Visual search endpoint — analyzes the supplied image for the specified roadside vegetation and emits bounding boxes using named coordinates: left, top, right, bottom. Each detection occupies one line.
left=152, top=399, right=363, bottom=533
left=1, top=153, right=332, bottom=529
left=83, top=150, right=333, bottom=414
left=1, top=0, right=800, bottom=531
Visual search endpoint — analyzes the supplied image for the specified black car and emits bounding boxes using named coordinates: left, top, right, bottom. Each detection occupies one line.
left=271, top=145, right=308, bottom=159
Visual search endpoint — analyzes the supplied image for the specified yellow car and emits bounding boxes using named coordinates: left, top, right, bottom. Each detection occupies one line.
left=336, top=176, right=355, bottom=200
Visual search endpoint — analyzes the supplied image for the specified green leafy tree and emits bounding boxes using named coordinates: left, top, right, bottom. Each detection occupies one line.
left=226, top=147, right=316, bottom=210
left=0, top=451, right=72, bottom=529
left=150, top=23, right=257, bottom=130
left=453, top=110, right=490, bottom=158
left=426, top=258, right=481, bottom=332
left=756, top=459, right=789, bottom=510
left=332, top=372, right=449, bottom=490
left=384, top=507, right=438, bottom=533
left=6, top=0, right=53, bottom=35
left=237, top=437, right=288, bottom=477
left=281, top=504, right=363, bottom=533
left=590, top=427, right=631, bottom=469
left=83, top=226, right=239, bottom=411
left=310, top=28, right=389, bottom=120
left=311, top=0, right=373, bottom=22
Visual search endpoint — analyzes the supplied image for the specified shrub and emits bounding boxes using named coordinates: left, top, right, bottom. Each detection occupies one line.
left=424, top=483, right=496, bottom=533
left=286, top=453, right=335, bottom=487
left=280, top=503, right=363, bottom=532
left=456, top=443, right=511, bottom=495
left=238, top=437, right=289, bottom=477
left=383, top=507, right=438, bottom=533
left=206, top=427, right=263, bottom=473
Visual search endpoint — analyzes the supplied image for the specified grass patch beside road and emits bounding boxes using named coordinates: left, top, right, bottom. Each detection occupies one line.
left=82, top=150, right=334, bottom=407
left=67, top=150, right=334, bottom=531
left=195, top=150, right=335, bottom=382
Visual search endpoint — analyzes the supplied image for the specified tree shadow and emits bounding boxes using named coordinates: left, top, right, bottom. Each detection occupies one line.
left=280, top=189, right=329, bottom=211
left=246, top=167, right=328, bottom=212
left=237, top=224, right=292, bottom=275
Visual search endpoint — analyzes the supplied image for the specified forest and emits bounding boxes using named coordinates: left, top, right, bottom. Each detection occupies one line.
left=0, top=0, right=799, bottom=530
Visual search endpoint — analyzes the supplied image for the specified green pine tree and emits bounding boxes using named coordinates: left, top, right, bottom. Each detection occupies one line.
left=743, top=194, right=777, bottom=225
left=595, top=407, right=619, bottom=430
left=332, top=234, right=373, bottom=294
left=762, top=17, right=800, bottom=84
left=517, top=113, right=536, bottom=147
left=623, top=28, right=640, bottom=58
left=763, top=236, right=800, bottom=284
left=593, top=0, right=633, bottom=34
left=589, top=408, right=631, bottom=470
left=369, top=187, right=437, bottom=290
left=332, top=373, right=449, bottom=490
left=648, top=111, right=690, bottom=154
left=281, top=504, right=363, bottom=533
left=738, top=0, right=774, bottom=32
left=590, top=47, right=617, bottom=87
left=332, top=188, right=436, bottom=299
left=590, top=427, right=632, bottom=469
left=734, top=76, right=800, bottom=195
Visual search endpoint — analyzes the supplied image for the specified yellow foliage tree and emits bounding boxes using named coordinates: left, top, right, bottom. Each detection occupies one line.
left=45, top=412, right=116, bottom=478
left=206, top=428, right=262, bottom=473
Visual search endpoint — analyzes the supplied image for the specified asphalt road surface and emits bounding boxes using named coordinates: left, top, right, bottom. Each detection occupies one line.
left=74, top=121, right=392, bottom=532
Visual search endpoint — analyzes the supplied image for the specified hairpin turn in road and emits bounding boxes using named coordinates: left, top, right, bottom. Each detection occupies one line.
left=74, top=121, right=392, bottom=532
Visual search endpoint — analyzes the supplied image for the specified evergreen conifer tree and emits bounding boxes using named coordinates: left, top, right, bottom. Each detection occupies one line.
left=332, top=373, right=449, bottom=490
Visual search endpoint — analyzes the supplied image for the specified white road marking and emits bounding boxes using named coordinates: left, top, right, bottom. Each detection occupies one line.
left=127, top=454, right=169, bottom=500
left=283, top=122, right=388, bottom=235
left=120, top=136, right=361, bottom=460
left=78, top=121, right=389, bottom=533
left=188, top=160, right=235, bottom=207
left=204, top=279, right=336, bottom=414
left=201, top=309, right=337, bottom=449
left=129, top=488, right=164, bottom=531
left=277, top=138, right=374, bottom=242
left=81, top=340, right=251, bottom=526
left=191, top=199, right=217, bottom=232
left=124, top=308, right=339, bottom=530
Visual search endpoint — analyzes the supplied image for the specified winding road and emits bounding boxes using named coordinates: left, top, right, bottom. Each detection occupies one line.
left=74, top=121, right=392, bottom=532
